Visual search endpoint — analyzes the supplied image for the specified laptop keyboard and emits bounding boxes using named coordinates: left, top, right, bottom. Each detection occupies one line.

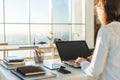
left=64, top=60, right=80, bottom=68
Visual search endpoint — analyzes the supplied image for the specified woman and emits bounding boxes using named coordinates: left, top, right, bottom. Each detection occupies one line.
left=75, top=0, right=120, bottom=80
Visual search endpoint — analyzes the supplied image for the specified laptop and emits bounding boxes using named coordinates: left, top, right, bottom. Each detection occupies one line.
left=55, top=40, right=92, bottom=68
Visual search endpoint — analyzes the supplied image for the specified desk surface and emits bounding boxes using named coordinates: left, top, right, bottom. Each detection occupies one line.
left=0, top=44, right=56, bottom=58
left=0, top=44, right=55, bottom=51
left=0, top=61, right=97, bottom=80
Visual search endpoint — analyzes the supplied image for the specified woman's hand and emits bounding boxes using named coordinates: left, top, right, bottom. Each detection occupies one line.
left=75, top=57, right=87, bottom=65
left=86, top=55, right=92, bottom=62
left=75, top=55, right=92, bottom=65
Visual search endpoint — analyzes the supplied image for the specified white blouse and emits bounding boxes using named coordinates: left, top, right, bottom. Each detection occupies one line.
left=80, top=21, right=120, bottom=80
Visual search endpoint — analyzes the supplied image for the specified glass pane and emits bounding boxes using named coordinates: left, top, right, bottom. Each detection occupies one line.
left=5, top=0, right=29, bottom=23
left=72, top=0, right=85, bottom=23
left=5, top=24, right=29, bottom=44
left=0, top=0, right=3, bottom=23
left=52, top=0, right=70, bottom=23
left=30, top=0, right=50, bottom=23
left=0, top=24, right=4, bottom=42
left=31, top=25, right=51, bottom=44
left=53, top=25, right=71, bottom=41
left=72, top=25, right=85, bottom=40
left=0, top=52, right=3, bottom=59
left=0, top=24, right=4, bottom=59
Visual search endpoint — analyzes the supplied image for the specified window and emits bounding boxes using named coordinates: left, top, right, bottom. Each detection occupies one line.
left=0, top=0, right=3, bottom=23
left=5, top=24, right=29, bottom=44
left=30, top=0, right=50, bottom=23
left=5, top=0, right=29, bottom=23
left=71, top=0, right=85, bottom=23
left=53, top=0, right=85, bottom=40
left=53, top=26, right=71, bottom=41
left=0, top=0, right=85, bottom=59
left=31, top=25, right=51, bottom=44
left=52, top=0, right=70, bottom=23
left=0, top=25, right=4, bottom=42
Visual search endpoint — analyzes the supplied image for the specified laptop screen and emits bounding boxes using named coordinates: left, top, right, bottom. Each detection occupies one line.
left=56, top=41, right=91, bottom=61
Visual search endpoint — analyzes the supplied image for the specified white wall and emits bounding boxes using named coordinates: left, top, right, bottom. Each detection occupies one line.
left=85, top=0, right=94, bottom=48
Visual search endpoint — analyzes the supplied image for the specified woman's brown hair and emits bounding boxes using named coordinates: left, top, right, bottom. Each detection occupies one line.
left=95, top=0, right=120, bottom=23
left=104, top=0, right=120, bottom=23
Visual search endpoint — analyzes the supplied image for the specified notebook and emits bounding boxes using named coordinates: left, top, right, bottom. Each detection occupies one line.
left=11, top=66, right=56, bottom=80
left=16, top=65, right=45, bottom=76
left=55, top=40, right=92, bottom=68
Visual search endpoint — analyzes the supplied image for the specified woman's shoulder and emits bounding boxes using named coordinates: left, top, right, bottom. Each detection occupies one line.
left=105, top=21, right=120, bottom=29
left=99, top=21, right=120, bottom=31
left=98, top=21, right=120, bottom=35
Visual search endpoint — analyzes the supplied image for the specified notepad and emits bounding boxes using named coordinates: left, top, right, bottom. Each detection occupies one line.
left=16, top=65, right=45, bottom=76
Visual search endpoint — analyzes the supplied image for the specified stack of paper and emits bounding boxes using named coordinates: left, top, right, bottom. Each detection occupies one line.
left=0, top=56, right=25, bottom=69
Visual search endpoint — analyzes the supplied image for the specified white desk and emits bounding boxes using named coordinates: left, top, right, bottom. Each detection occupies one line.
left=0, top=44, right=56, bottom=51
left=0, top=61, right=97, bottom=80
left=0, top=44, right=56, bottom=58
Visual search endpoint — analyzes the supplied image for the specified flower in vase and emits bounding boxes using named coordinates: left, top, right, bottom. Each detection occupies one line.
left=47, top=31, right=53, bottom=41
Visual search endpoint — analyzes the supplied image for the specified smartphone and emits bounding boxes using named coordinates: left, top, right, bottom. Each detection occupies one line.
left=57, top=66, right=71, bottom=74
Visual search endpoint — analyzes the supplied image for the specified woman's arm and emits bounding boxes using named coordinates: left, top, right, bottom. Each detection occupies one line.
left=80, top=28, right=110, bottom=77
